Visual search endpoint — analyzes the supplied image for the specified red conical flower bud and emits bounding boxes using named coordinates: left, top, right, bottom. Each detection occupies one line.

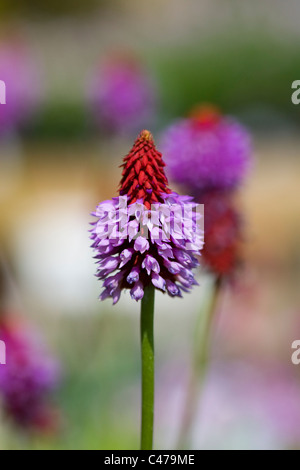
left=119, top=130, right=171, bottom=209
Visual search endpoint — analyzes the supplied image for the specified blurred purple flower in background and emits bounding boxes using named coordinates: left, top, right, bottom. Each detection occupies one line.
left=161, top=105, right=251, bottom=196
left=161, top=105, right=252, bottom=278
left=0, top=41, right=41, bottom=135
left=89, top=54, right=157, bottom=135
left=0, top=316, right=61, bottom=433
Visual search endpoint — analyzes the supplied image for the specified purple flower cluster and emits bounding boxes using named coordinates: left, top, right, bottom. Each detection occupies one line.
left=0, top=318, right=60, bottom=430
left=0, top=43, right=41, bottom=134
left=89, top=57, right=156, bottom=134
left=90, top=193, right=203, bottom=303
left=161, top=114, right=251, bottom=194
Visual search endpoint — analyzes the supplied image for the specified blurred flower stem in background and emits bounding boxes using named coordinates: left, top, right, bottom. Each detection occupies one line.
left=161, top=106, right=252, bottom=448
left=177, top=276, right=222, bottom=449
left=140, top=285, right=155, bottom=450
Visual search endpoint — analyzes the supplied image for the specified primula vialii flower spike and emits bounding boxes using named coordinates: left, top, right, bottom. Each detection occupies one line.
left=119, top=130, right=171, bottom=209
left=91, top=130, right=203, bottom=304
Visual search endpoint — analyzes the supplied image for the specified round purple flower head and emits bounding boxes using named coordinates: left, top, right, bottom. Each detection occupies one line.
left=89, top=54, right=156, bottom=135
left=161, top=105, right=252, bottom=194
left=90, top=130, right=203, bottom=303
left=0, top=41, right=41, bottom=134
left=0, top=316, right=60, bottom=431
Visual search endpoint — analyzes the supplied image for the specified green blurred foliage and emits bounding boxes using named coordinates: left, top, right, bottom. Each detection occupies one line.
left=28, top=33, right=300, bottom=141
left=150, top=33, right=300, bottom=126
left=27, top=100, right=90, bottom=142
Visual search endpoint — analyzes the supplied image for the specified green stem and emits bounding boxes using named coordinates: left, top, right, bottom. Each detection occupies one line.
left=140, top=285, right=155, bottom=450
left=195, top=276, right=222, bottom=372
left=177, top=276, right=222, bottom=449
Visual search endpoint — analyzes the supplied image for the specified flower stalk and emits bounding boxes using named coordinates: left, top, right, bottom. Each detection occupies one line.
left=177, top=276, right=222, bottom=449
left=140, top=285, right=155, bottom=450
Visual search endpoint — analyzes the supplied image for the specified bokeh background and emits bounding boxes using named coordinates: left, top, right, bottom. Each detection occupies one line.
left=0, top=0, right=300, bottom=450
